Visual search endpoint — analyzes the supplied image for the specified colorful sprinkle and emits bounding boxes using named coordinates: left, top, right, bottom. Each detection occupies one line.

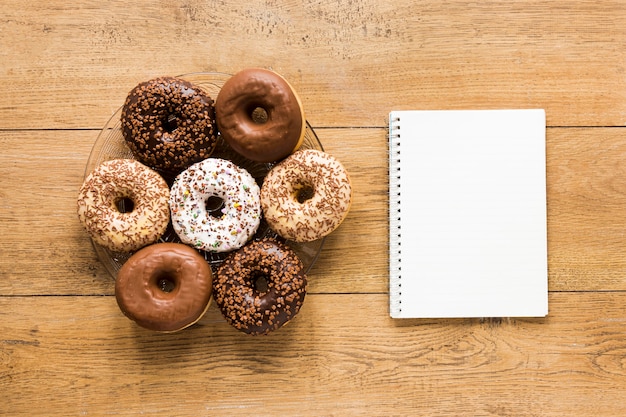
left=169, top=158, right=261, bottom=253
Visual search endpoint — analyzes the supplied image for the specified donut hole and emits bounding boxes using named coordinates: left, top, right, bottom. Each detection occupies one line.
left=294, top=184, right=315, bottom=204
left=163, top=114, right=179, bottom=133
left=248, top=105, right=269, bottom=124
left=252, top=273, right=270, bottom=294
left=115, top=197, right=135, bottom=213
left=205, top=196, right=226, bottom=218
left=154, top=273, right=177, bottom=294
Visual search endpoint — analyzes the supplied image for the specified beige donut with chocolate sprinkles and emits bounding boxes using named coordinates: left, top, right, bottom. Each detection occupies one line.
left=260, top=149, right=352, bottom=242
left=121, top=76, right=218, bottom=173
left=77, top=159, right=170, bottom=252
left=214, top=239, right=307, bottom=335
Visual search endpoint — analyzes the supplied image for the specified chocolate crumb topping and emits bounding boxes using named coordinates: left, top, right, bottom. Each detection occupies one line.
left=121, top=76, right=218, bottom=173
left=214, top=239, right=307, bottom=335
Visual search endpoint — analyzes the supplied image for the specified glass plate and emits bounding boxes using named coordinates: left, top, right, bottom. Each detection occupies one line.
left=85, top=72, right=325, bottom=279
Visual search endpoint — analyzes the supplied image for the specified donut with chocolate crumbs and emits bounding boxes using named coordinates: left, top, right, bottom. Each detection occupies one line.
left=115, top=243, right=213, bottom=332
left=121, top=76, right=218, bottom=173
left=215, top=68, right=306, bottom=163
left=77, top=159, right=170, bottom=252
left=213, top=239, right=307, bottom=335
left=260, top=149, right=352, bottom=242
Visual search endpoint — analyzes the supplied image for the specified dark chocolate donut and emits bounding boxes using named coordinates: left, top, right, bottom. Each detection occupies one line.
left=215, top=68, right=305, bottom=163
left=213, top=239, right=307, bottom=335
left=115, top=243, right=213, bottom=332
left=121, top=76, right=218, bottom=173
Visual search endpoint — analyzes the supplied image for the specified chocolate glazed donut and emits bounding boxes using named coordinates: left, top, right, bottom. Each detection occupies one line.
left=213, top=239, right=307, bottom=335
left=121, top=76, right=218, bottom=173
left=215, top=68, right=306, bottom=163
left=115, top=243, right=213, bottom=332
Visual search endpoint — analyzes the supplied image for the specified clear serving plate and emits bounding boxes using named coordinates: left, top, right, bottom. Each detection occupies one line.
left=85, top=72, right=325, bottom=279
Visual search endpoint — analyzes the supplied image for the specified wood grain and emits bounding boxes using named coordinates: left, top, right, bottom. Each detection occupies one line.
left=3, top=1, right=626, bottom=415
left=0, top=0, right=625, bottom=129
left=547, top=127, right=626, bottom=291
left=0, top=127, right=389, bottom=295
left=4, top=127, right=626, bottom=295
left=2, top=293, right=626, bottom=416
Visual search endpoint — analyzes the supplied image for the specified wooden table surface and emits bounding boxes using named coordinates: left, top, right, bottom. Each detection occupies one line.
left=2, top=1, right=626, bottom=415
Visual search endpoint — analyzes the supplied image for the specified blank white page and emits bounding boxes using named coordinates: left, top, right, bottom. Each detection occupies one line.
left=389, top=109, right=547, bottom=318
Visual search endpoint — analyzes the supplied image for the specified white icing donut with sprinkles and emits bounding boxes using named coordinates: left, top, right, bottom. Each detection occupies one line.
left=170, top=158, right=261, bottom=253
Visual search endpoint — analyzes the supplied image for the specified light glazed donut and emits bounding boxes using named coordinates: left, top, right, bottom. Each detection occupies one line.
left=261, top=149, right=352, bottom=242
left=215, top=68, right=306, bottom=163
left=121, top=76, right=218, bottom=173
left=77, top=159, right=170, bottom=252
left=213, top=239, right=307, bottom=335
left=170, top=158, right=261, bottom=253
left=115, top=243, right=213, bottom=332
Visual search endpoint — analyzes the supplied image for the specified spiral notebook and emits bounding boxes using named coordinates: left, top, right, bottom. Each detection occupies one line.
left=389, top=109, right=548, bottom=318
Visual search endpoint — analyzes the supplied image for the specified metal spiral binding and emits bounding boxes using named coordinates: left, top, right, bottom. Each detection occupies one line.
left=388, top=114, right=402, bottom=317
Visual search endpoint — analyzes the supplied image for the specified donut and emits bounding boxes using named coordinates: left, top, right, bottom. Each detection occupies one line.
left=121, top=76, right=218, bottom=173
left=215, top=68, right=306, bottom=163
left=169, top=158, right=261, bottom=253
left=260, top=149, right=352, bottom=242
left=213, top=239, right=307, bottom=335
left=77, top=159, right=170, bottom=252
left=115, top=243, right=213, bottom=332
